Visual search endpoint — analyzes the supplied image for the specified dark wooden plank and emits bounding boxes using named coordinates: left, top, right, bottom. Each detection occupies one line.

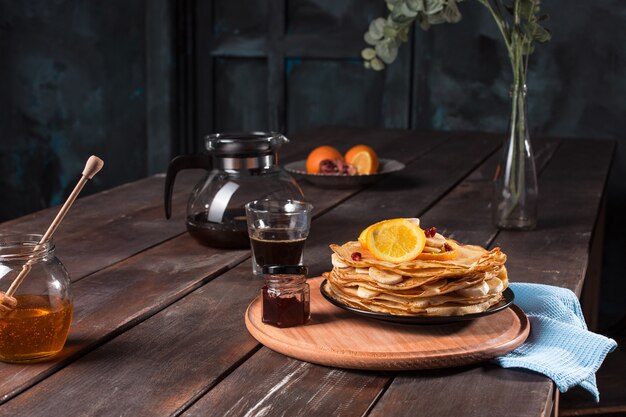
left=420, top=135, right=561, bottom=246
left=304, top=134, right=501, bottom=277
left=0, top=127, right=380, bottom=282
left=362, top=139, right=613, bottom=417
left=0, top=171, right=200, bottom=282
left=184, top=349, right=389, bottom=417
left=0, top=133, right=488, bottom=416
left=0, top=128, right=448, bottom=406
left=369, top=366, right=554, bottom=417
left=580, top=194, right=606, bottom=330
left=174, top=135, right=502, bottom=416
left=0, top=173, right=195, bottom=234
left=0, top=234, right=249, bottom=404
left=0, top=259, right=261, bottom=416
left=180, top=136, right=561, bottom=417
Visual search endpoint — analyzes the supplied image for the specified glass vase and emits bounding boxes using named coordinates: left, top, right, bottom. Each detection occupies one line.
left=492, top=84, right=538, bottom=230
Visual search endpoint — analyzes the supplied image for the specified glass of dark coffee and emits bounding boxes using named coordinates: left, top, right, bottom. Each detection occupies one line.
left=245, top=200, right=313, bottom=275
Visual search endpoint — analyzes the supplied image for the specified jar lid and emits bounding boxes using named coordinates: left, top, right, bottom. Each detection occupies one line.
left=262, top=265, right=308, bottom=275
left=205, top=132, right=288, bottom=157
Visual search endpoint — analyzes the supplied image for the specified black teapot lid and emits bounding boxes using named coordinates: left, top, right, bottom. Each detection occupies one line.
left=205, top=132, right=288, bottom=157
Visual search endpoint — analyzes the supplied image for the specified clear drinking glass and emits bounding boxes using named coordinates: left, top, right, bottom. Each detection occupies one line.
left=245, top=200, right=313, bottom=275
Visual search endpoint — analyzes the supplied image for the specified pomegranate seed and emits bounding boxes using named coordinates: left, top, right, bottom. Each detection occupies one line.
left=444, top=243, right=453, bottom=252
left=351, top=252, right=362, bottom=261
left=425, top=227, right=437, bottom=238
left=319, top=159, right=339, bottom=174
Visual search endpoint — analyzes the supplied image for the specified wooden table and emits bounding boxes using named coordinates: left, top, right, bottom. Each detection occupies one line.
left=0, top=127, right=614, bottom=417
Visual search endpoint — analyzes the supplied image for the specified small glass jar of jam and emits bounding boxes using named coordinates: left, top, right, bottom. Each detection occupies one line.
left=0, top=234, right=73, bottom=363
left=262, top=265, right=310, bottom=328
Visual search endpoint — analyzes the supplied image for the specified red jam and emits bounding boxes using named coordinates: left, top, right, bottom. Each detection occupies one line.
left=261, top=265, right=310, bottom=328
left=262, top=288, right=310, bottom=328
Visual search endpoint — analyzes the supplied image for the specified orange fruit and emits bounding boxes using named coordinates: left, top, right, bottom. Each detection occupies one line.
left=365, top=219, right=426, bottom=263
left=345, top=145, right=379, bottom=173
left=306, top=146, right=343, bottom=173
left=416, top=240, right=459, bottom=261
left=350, top=151, right=376, bottom=175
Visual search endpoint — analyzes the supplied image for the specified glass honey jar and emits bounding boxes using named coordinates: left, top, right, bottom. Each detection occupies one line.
left=0, top=234, right=73, bottom=363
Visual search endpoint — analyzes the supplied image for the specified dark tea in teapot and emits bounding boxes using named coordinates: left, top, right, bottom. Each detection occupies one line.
left=186, top=211, right=249, bottom=249
left=165, top=133, right=304, bottom=249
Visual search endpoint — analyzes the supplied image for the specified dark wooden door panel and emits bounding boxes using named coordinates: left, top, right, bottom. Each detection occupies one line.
left=287, top=0, right=386, bottom=34
left=287, top=59, right=386, bottom=132
left=213, top=0, right=269, bottom=34
left=214, top=58, right=269, bottom=132
left=193, top=0, right=412, bottom=143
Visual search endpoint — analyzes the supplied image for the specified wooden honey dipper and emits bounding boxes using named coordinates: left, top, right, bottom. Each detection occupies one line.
left=0, top=156, right=104, bottom=313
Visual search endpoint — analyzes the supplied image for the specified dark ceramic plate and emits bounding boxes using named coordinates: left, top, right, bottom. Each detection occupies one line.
left=284, top=158, right=405, bottom=189
left=319, top=279, right=515, bottom=325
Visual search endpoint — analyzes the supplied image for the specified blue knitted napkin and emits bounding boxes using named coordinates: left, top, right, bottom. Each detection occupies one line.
left=493, top=283, right=617, bottom=401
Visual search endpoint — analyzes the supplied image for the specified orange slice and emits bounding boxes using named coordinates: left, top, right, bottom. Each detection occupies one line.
left=351, top=151, right=376, bottom=175
left=358, top=218, right=420, bottom=249
left=358, top=225, right=372, bottom=248
left=416, top=240, right=459, bottom=261
left=365, top=219, right=426, bottom=263
left=345, top=145, right=379, bottom=173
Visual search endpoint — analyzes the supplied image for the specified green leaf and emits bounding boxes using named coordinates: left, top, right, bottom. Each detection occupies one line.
left=424, top=0, right=444, bottom=15
left=442, top=0, right=463, bottom=23
left=427, top=12, right=446, bottom=24
left=371, top=58, right=385, bottom=71
left=533, top=25, right=551, bottom=42
left=399, top=2, right=419, bottom=17
left=406, top=0, right=425, bottom=13
left=361, top=48, right=377, bottom=60
left=375, top=40, right=399, bottom=64
left=383, top=26, right=398, bottom=38
left=368, top=18, right=386, bottom=40
left=518, top=0, right=535, bottom=20
left=398, top=27, right=410, bottom=42
left=364, top=32, right=380, bottom=46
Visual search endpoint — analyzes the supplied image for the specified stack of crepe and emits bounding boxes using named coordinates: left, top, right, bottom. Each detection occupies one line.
left=323, top=240, right=508, bottom=316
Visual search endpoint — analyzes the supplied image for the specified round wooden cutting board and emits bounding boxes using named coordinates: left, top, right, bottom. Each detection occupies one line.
left=245, top=277, right=529, bottom=370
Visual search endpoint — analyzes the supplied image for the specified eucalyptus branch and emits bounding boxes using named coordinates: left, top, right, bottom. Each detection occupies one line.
left=475, top=0, right=514, bottom=71
left=361, top=0, right=551, bottom=82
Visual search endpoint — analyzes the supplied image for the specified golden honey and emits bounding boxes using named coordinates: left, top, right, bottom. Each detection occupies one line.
left=0, top=294, right=72, bottom=362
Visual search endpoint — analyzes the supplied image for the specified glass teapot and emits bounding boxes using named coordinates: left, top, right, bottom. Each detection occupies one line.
left=164, top=132, right=304, bottom=249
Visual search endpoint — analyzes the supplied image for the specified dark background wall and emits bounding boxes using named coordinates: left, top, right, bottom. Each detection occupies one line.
left=0, top=0, right=174, bottom=220
left=1, top=0, right=624, bottom=325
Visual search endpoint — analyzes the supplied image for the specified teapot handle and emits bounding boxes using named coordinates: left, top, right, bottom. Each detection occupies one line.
left=164, top=155, right=212, bottom=219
